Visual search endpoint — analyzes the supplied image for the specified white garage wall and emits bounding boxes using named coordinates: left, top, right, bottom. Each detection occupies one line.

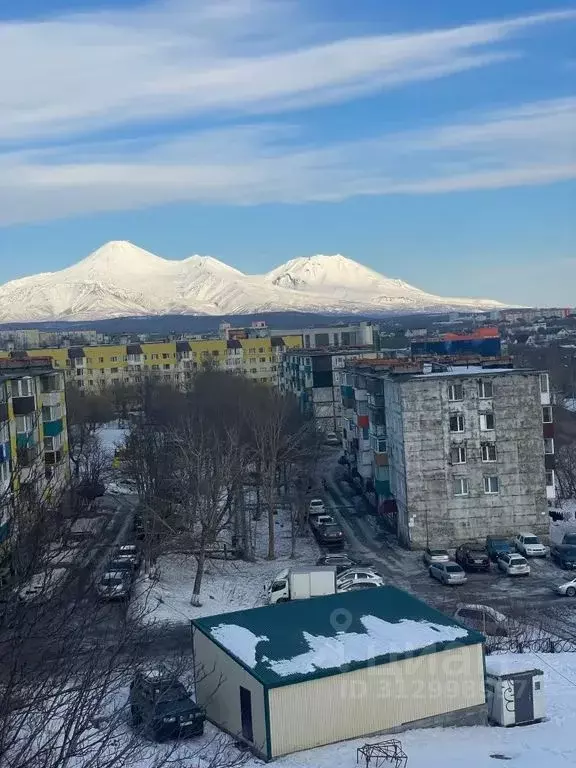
left=269, top=644, right=485, bottom=757
left=193, top=628, right=268, bottom=759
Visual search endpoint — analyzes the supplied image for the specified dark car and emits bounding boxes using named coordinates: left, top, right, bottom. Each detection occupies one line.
left=550, top=544, right=576, bottom=570
left=130, top=668, right=205, bottom=742
left=455, top=544, right=491, bottom=573
left=76, top=479, right=106, bottom=500
left=316, top=524, right=345, bottom=549
left=486, top=536, right=513, bottom=562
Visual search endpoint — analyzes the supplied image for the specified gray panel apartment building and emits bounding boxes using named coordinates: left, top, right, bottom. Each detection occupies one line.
left=384, top=365, right=552, bottom=548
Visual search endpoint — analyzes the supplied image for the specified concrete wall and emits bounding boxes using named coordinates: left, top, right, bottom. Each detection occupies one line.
left=192, top=628, right=268, bottom=759
left=384, top=379, right=410, bottom=545
left=268, top=644, right=485, bottom=758
left=392, top=371, right=547, bottom=548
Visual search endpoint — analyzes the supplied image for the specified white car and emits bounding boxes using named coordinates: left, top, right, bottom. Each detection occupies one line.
left=338, top=579, right=382, bottom=593
left=336, top=569, right=383, bottom=589
left=497, top=553, right=531, bottom=576
left=453, top=604, right=510, bottom=637
left=308, top=499, right=326, bottom=516
left=429, top=561, right=467, bottom=585
left=555, top=577, right=576, bottom=597
left=324, top=432, right=340, bottom=446
left=514, top=533, right=547, bottom=557
left=422, top=547, right=451, bottom=566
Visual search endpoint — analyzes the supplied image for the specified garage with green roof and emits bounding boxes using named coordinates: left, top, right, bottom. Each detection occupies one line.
left=191, top=586, right=486, bottom=760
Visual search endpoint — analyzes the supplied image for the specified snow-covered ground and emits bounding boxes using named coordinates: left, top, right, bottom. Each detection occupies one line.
left=240, top=652, right=576, bottom=767
left=98, top=421, right=128, bottom=455
left=133, top=506, right=320, bottom=626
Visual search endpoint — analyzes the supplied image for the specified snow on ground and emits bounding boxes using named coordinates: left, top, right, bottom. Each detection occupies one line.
left=241, top=652, right=576, bottom=767
left=551, top=499, right=576, bottom=523
left=563, top=398, right=576, bottom=413
left=97, top=421, right=128, bottom=455
left=133, top=505, right=320, bottom=626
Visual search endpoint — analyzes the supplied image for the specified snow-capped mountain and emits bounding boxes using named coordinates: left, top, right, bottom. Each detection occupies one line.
left=0, top=241, right=505, bottom=322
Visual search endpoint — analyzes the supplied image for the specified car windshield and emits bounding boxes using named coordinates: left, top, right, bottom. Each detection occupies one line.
left=446, top=565, right=462, bottom=573
left=523, top=536, right=539, bottom=544
left=323, top=525, right=341, bottom=534
left=310, top=500, right=323, bottom=507
left=490, top=540, right=510, bottom=549
left=470, top=550, right=486, bottom=557
left=510, top=555, right=525, bottom=562
left=430, top=550, right=448, bottom=556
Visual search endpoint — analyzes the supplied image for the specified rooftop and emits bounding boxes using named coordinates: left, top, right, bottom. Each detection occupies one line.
left=192, top=586, right=483, bottom=688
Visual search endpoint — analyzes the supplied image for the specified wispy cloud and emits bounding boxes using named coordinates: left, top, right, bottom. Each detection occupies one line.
left=1, top=1, right=575, bottom=142
left=1, top=98, right=575, bottom=224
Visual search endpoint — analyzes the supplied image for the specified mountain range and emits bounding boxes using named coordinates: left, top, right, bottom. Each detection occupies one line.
left=0, top=241, right=505, bottom=322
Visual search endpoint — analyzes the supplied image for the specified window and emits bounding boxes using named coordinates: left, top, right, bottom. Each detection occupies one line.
left=258, top=347, right=264, bottom=353
left=449, top=414, right=464, bottom=432
left=98, top=357, right=104, bottom=363
left=162, top=353, right=169, bottom=359
left=535, top=681, right=541, bottom=691
left=546, top=469, right=555, bottom=487
left=11, top=378, right=34, bottom=397
left=543, top=406, right=553, bottom=423
left=447, top=383, right=464, bottom=401
left=212, top=350, right=219, bottom=357
left=478, top=380, right=493, bottom=399
left=151, top=353, right=159, bottom=360
left=110, top=356, right=118, bottom=363
left=484, top=475, right=499, bottom=494
left=16, top=415, right=34, bottom=433
left=110, top=367, right=118, bottom=374
left=544, top=437, right=554, bottom=455
left=481, top=443, right=497, bottom=462
left=539, top=373, right=549, bottom=393
left=451, top=446, right=467, bottom=464
left=250, top=368, right=257, bottom=374
left=453, top=478, right=469, bottom=496
left=151, top=365, right=160, bottom=371
left=259, top=357, right=266, bottom=363
left=480, top=413, right=495, bottom=431
left=163, top=364, right=170, bottom=370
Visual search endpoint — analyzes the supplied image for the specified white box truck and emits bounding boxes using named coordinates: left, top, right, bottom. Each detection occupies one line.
left=268, top=567, right=336, bottom=604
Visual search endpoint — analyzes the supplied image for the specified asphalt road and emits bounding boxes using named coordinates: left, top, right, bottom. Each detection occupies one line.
left=323, top=472, right=576, bottom=636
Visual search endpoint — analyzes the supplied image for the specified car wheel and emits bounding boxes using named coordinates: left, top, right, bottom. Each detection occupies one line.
left=567, top=587, right=576, bottom=597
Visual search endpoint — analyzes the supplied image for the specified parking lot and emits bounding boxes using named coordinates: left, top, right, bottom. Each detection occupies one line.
left=318, top=470, right=576, bottom=631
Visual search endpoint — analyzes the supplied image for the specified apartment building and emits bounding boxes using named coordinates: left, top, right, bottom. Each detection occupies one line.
left=343, top=358, right=553, bottom=548
left=14, top=335, right=302, bottom=391
left=280, top=348, right=384, bottom=432
left=273, top=321, right=375, bottom=350
left=0, top=357, right=69, bottom=571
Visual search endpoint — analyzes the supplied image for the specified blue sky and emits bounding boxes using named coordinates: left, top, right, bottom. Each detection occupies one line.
left=0, top=0, right=574, bottom=305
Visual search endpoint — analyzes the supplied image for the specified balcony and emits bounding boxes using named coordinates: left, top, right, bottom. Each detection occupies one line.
left=0, top=402, right=8, bottom=422
left=17, top=444, right=40, bottom=467
left=0, top=442, right=10, bottom=463
left=17, top=430, right=39, bottom=450
left=367, top=393, right=385, bottom=408
left=12, top=396, right=36, bottom=416
left=41, top=391, right=61, bottom=407
left=43, top=419, right=64, bottom=438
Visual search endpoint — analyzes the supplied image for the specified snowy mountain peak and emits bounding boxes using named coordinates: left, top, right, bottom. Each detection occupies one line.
left=73, top=241, right=169, bottom=277
left=0, top=241, right=507, bottom=323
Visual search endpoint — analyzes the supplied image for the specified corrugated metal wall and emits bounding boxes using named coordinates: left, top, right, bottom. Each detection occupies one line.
left=193, top=628, right=268, bottom=758
left=269, top=644, right=484, bottom=758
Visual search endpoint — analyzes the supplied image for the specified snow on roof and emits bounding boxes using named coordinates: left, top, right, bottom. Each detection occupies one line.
left=193, top=586, right=482, bottom=687
left=414, top=365, right=518, bottom=379
left=485, top=656, right=544, bottom=677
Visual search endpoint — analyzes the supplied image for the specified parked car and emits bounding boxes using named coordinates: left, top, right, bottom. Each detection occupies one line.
left=315, top=523, right=345, bottom=549
left=95, top=570, right=132, bottom=601
left=316, top=554, right=355, bottom=573
left=112, top=543, right=141, bottom=570
left=453, top=604, right=509, bottom=637
left=324, top=432, right=340, bottom=446
left=550, top=544, right=576, bottom=570
left=486, top=536, right=513, bottom=562
left=308, top=499, right=326, bottom=516
left=338, top=579, right=381, bottom=592
left=107, top=556, right=137, bottom=575
left=336, top=568, right=383, bottom=588
left=429, top=561, right=467, bottom=585
left=310, top=514, right=335, bottom=534
left=455, top=544, right=490, bottom=573
left=514, top=533, right=547, bottom=557
left=497, top=552, right=530, bottom=576
left=422, top=548, right=451, bottom=566
left=76, top=479, right=106, bottom=500
left=555, top=576, right=576, bottom=597
left=129, top=668, right=205, bottom=742
left=16, top=568, right=68, bottom=603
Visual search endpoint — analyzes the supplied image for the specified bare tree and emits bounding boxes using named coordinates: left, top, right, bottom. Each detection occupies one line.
left=66, top=385, right=114, bottom=479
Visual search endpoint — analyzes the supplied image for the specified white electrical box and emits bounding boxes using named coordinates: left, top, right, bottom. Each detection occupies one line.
left=485, top=657, right=545, bottom=727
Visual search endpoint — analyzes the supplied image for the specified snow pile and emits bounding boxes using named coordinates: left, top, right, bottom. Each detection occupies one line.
left=0, top=241, right=504, bottom=322
left=485, top=656, right=542, bottom=677
left=211, top=624, right=269, bottom=667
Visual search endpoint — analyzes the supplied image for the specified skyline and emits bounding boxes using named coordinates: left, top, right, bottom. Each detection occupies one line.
left=0, top=0, right=575, bottom=306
